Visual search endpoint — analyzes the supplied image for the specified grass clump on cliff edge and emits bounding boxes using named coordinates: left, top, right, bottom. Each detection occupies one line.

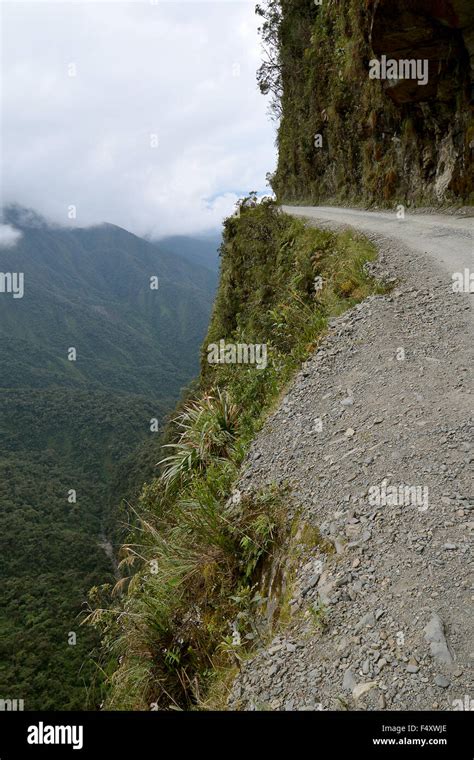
left=202, top=196, right=383, bottom=441
left=86, top=198, right=384, bottom=710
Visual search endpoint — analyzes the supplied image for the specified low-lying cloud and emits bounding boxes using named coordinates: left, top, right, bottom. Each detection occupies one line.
left=0, top=224, right=22, bottom=248
left=1, top=1, right=276, bottom=237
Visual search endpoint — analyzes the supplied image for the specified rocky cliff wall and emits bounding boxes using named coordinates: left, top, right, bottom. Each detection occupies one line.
left=271, top=0, right=474, bottom=205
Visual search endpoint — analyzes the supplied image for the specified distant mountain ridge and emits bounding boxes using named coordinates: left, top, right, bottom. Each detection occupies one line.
left=1, top=206, right=218, bottom=397
left=157, top=232, right=221, bottom=273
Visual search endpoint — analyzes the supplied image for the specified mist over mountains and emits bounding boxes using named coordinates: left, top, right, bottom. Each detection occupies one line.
left=1, top=205, right=219, bottom=395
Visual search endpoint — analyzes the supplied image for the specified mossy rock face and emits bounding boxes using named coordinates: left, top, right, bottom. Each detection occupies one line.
left=271, top=0, right=474, bottom=206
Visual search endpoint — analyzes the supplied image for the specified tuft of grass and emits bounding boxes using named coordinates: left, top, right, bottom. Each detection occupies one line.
left=307, top=600, right=329, bottom=632
left=85, top=421, right=287, bottom=710
left=158, top=389, right=240, bottom=493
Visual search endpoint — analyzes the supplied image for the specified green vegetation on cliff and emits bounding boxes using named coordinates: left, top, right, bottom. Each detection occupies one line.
left=90, top=199, right=386, bottom=710
left=258, top=0, right=473, bottom=205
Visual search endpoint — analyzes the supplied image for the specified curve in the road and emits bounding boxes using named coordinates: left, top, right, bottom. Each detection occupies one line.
left=283, top=206, right=473, bottom=282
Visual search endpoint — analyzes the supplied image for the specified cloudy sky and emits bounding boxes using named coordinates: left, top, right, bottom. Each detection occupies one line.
left=1, top=0, right=276, bottom=237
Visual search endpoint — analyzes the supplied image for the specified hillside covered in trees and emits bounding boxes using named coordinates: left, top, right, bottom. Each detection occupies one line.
left=0, top=207, right=219, bottom=708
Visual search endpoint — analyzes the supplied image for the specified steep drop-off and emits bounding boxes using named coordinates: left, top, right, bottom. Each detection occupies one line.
left=91, top=200, right=387, bottom=710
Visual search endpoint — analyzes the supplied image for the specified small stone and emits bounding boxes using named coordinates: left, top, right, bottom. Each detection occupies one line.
left=434, top=675, right=450, bottom=689
left=424, top=614, right=454, bottom=665
left=268, top=644, right=283, bottom=654
left=353, top=681, right=377, bottom=700
left=356, top=612, right=376, bottom=630
left=342, top=669, right=356, bottom=692
left=345, top=428, right=355, bottom=438
left=303, top=573, right=321, bottom=594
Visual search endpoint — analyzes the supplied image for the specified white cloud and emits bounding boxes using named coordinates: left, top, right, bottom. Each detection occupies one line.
left=0, top=224, right=22, bottom=248
left=1, top=0, right=276, bottom=236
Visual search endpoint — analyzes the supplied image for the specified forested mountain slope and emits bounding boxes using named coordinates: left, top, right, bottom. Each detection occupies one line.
left=158, top=233, right=221, bottom=274
left=0, top=206, right=218, bottom=709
